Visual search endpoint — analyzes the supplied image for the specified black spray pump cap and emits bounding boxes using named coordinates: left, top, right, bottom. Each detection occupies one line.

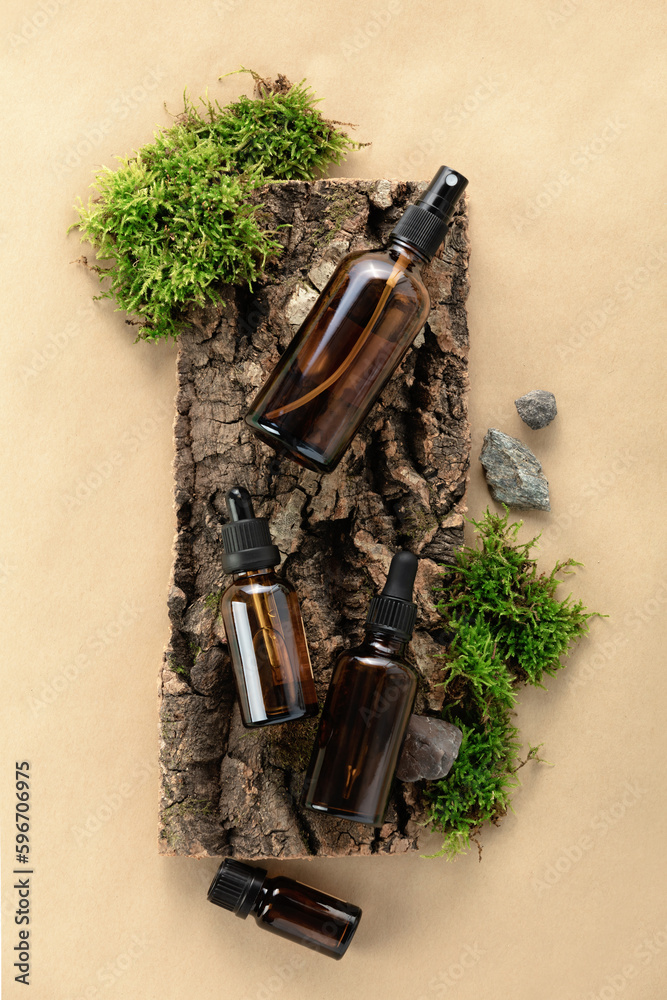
left=207, top=859, right=267, bottom=919
left=366, top=550, right=419, bottom=641
left=220, top=486, right=280, bottom=574
left=389, top=165, right=468, bottom=261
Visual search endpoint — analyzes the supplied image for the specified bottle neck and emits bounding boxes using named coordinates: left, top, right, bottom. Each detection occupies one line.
left=250, top=877, right=276, bottom=916
left=388, top=238, right=430, bottom=269
left=231, top=566, right=277, bottom=582
left=362, top=628, right=409, bottom=657
left=230, top=866, right=267, bottom=919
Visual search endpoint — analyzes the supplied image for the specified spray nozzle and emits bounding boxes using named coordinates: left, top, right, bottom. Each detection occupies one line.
left=417, top=166, right=468, bottom=224
left=389, top=164, right=468, bottom=261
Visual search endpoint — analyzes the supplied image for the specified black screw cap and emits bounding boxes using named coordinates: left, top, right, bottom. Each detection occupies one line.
left=366, top=550, right=419, bottom=641
left=220, top=486, right=280, bottom=574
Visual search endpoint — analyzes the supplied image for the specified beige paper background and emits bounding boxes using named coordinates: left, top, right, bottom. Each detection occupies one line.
left=1, top=1, right=666, bottom=997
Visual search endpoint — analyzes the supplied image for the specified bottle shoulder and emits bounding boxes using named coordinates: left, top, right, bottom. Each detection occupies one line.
left=221, top=571, right=293, bottom=603
left=337, top=644, right=418, bottom=681
left=336, top=247, right=430, bottom=304
left=253, top=878, right=298, bottom=916
left=263, top=876, right=295, bottom=896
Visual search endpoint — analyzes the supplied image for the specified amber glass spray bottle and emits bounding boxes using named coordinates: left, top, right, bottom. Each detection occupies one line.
left=245, top=166, right=468, bottom=473
left=219, top=486, right=318, bottom=727
left=301, top=551, right=419, bottom=826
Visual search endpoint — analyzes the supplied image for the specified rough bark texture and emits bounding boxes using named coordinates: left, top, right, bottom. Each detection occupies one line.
left=158, top=177, right=471, bottom=859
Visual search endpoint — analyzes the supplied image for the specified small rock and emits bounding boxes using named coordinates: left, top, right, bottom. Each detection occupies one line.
left=480, top=428, right=550, bottom=511
left=514, top=389, right=557, bottom=429
left=396, top=715, right=463, bottom=782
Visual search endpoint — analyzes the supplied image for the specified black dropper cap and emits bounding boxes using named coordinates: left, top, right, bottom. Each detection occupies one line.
left=365, top=550, right=419, bottom=641
left=389, top=165, right=468, bottom=261
left=207, top=859, right=267, bottom=919
left=220, top=486, right=280, bottom=574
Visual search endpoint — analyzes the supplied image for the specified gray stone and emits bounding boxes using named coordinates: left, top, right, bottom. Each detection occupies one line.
left=514, top=389, right=557, bottom=429
left=480, top=428, right=551, bottom=511
left=396, top=715, right=463, bottom=782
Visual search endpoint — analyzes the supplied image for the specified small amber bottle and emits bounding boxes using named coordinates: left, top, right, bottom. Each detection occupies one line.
left=245, top=166, right=468, bottom=473
left=301, top=551, right=419, bottom=826
left=207, top=859, right=362, bottom=959
left=219, top=487, right=318, bottom=727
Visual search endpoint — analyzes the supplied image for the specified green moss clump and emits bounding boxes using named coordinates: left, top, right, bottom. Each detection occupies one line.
left=70, top=69, right=363, bottom=342
left=178, top=69, right=360, bottom=181
left=440, top=509, right=594, bottom=687
left=425, top=508, right=601, bottom=858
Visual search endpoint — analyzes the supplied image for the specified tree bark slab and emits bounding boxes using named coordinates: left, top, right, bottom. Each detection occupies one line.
left=158, top=177, right=471, bottom=859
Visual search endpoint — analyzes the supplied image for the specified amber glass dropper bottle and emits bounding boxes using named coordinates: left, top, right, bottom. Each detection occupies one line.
left=219, top=486, right=318, bottom=727
left=207, top=859, right=362, bottom=960
left=245, top=166, right=468, bottom=473
left=301, top=551, right=419, bottom=826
